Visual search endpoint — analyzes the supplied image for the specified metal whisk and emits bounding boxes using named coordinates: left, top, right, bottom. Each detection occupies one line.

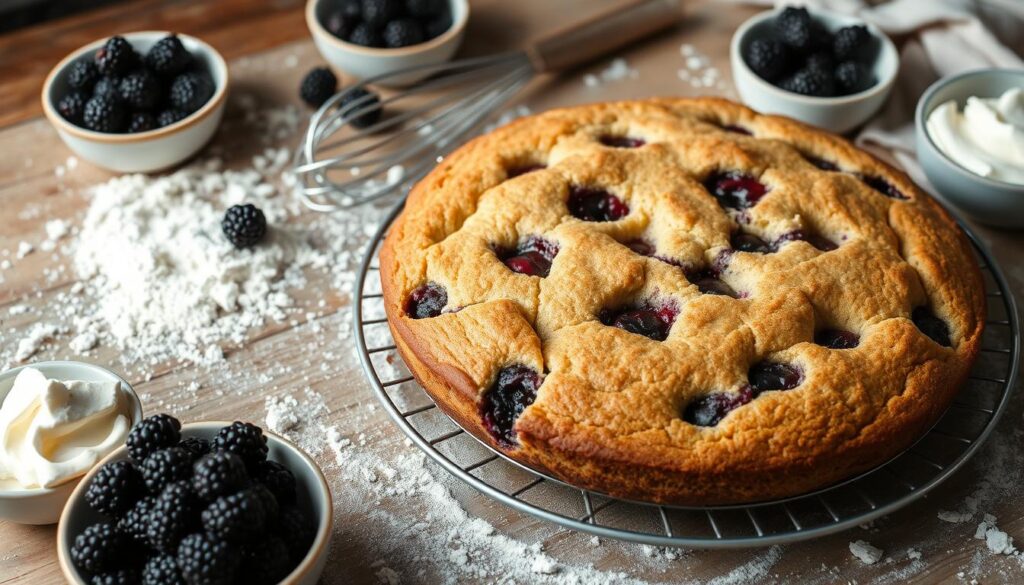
left=294, top=0, right=681, bottom=212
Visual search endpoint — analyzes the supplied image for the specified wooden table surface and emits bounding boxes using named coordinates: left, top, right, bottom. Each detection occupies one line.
left=1, top=1, right=1023, bottom=583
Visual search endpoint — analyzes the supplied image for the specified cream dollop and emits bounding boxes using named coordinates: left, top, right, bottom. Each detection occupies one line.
left=926, top=88, right=1024, bottom=185
left=0, top=368, right=130, bottom=490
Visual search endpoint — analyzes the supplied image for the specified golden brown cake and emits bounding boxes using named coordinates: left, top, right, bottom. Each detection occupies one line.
left=379, top=97, right=985, bottom=505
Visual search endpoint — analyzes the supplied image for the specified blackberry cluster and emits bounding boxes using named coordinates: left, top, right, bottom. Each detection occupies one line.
left=743, top=6, right=879, bottom=97
left=55, top=34, right=215, bottom=134
left=323, top=0, right=452, bottom=48
left=71, top=414, right=314, bottom=585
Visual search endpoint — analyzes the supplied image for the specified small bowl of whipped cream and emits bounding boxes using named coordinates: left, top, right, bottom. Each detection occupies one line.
left=916, top=68, right=1024, bottom=228
left=0, top=361, right=142, bottom=524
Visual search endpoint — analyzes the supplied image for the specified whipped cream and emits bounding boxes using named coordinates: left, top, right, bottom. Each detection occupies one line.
left=926, top=88, right=1024, bottom=185
left=0, top=368, right=131, bottom=490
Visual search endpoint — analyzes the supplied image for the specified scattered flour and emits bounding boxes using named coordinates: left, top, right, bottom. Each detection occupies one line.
left=14, top=323, right=58, bottom=362
left=850, top=540, right=884, bottom=565
left=975, top=514, right=1016, bottom=555
left=583, top=58, right=639, bottom=88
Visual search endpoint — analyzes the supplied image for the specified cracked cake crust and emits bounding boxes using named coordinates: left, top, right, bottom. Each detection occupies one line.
left=379, top=97, right=985, bottom=505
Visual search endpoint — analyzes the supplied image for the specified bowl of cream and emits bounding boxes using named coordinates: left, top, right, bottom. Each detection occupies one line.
left=916, top=68, right=1024, bottom=228
left=0, top=361, right=141, bottom=525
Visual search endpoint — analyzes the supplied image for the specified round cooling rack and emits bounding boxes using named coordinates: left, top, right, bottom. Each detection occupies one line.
left=354, top=202, right=1020, bottom=549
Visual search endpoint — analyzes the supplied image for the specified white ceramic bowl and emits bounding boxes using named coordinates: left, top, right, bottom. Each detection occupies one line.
left=0, top=361, right=142, bottom=525
left=41, top=31, right=229, bottom=173
left=731, top=8, right=899, bottom=134
left=58, top=421, right=333, bottom=585
left=306, top=0, right=469, bottom=86
left=915, top=68, right=1024, bottom=229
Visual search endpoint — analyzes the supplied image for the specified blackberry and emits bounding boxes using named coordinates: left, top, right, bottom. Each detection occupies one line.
left=833, top=24, right=873, bottom=62
left=179, top=437, right=212, bottom=461
left=775, top=6, right=814, bottom=52
left=177, top=533, right=239, bottom=585
left=248, top=484, right=280, bottom=525
left=326, top=10, right=358, bottom=40
left=348, top=23, right=384, bottom=48
left=92, top=76, right=120, bottom=98
left=143, top=553, right=186, bottom=585
left=361, top=0, right=403, bottom=26
left=68, top=60, right=100, bottom=91
left=141, top=447, right=193, bottom=494
left=57, top=91, right=89, bottom=125
left=781, top=66, right=835, bottom=97
left=278, top=506, right=315, bottom=563
left=157, top=109, right=188, bottom=127
left=117, top=496, right=154, bottom=545
left=71, top=522, right=129, bottom=574
left=118, top=70, right=161, bottom=110
left=744, top=38, right=789, bottom=82
left=339, top=88, right=382, bottom=129
left=85, top=460, right=144, bottom=517
left=406, top=0, right=444, bottom=18
left=127, top=414, right=181, bottom=464
left=299, top=67, right=338, bottom=108
left=90, top=568, right=140, bottom=585
left=145, top=34, right=193, bottom=77
left=95, top=36, right=138, bottom=76
left=83, top=95, right=128, bottom=133
left=212, top=421, right=269, bottom=469
left=425, top=15, right=452, bottom=40
left=340, top=0, right=362, bottom=18
left=146, top=481, right=200, bottom=552
left=128, top=112, right=156, bottom=133
left=192, top=451, right=249, bottom=501
left=221, top=205, right=268, bottom=250
left=255, top=460, right=296, bottom=504
left=383, top=19, right=425, bottom=48
left=805, top=52, right=833, bottom=73
left=238, top=537, right=292, bottom=585
left=169, top=71, right=214, bottom=114
left=201, top=488, right=267, bottom=543
left=835, top=60, right=873, bottom=94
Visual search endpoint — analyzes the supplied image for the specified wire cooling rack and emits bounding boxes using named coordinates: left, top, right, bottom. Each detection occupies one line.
left=354, top=202, right=1020, bottom=548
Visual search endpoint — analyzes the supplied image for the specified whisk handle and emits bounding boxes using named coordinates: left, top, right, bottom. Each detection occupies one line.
left=525, top=0, right=682, bottom=72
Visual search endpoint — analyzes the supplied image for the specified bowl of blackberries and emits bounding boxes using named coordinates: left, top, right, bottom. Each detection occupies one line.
left=58, top=415, right=333, bottom=585
left=731, top=5, right=899, bottom=134
left=307, top=0, right=470, bottom=85
left=42, top=32, right=229, bottom=173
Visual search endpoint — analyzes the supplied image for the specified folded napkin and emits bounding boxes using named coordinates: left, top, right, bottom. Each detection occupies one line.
left=723, top=0, right=1024, bottom=196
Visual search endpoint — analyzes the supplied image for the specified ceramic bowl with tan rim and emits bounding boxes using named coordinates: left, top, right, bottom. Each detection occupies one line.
left=42, top=31, right=229, bottom=173
left=0, top=361, right=142, bottom=525
left=58, top=421, right=333, bottom=585
left=307, top=0, right=469, bottom=86
left=730, top=7, right=899, bottom=134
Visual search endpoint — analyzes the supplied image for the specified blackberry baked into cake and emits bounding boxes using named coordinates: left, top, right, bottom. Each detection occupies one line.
left=379, top=97, right=985, bottom=505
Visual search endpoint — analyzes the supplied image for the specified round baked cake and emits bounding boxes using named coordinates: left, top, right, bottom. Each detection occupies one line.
left=379, top=97, right=985, bottom=505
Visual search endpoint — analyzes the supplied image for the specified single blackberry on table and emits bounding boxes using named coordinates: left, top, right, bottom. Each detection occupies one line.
left=127, top=414, right=181, bottom=464
left=179, top=436, right=212, bottom=461
left=143, top=553, right=186, bottom=585
left=169, top=71, right=214, bottom=114
left=212, top=421, right=269, bottom=469
left=339, top=87, right=382, bottom=129
left=95, top=36, right=138, bottom=76
left=406, top=0, right=444, bottom=18
left=425, top=15, right=452, bottom=40
left=117, top=495, right=154, bottom=545
left=85, top=460, right=144, bottom=517
left=781, top=66, right=835, bottom=97
left=146, top=480, right=200, bottom=552
left=57, top=91, right=89, bottom=125
left=744, top=38, right=789, bottom=82
left=238, top=537, right=293, bottom=585
left=361, top=0, right=403, bottom=26
left=299, top=67, right=338, bottom=108
left=92, top=76, right=120, bottom=98
left=145, top=34, right=193, bottom=76
left=248, top=484, right=280, bottom=526
left=255, top=459, right=296, bottom=504
left=128, top=112, right=156, bottom=133
left=348, top=23, right=384, bottom=48
left=201, top=488, right=267, bottom=543
left=192, top=451, right=249, bottom=501
left=833, top=24, right=873, bottom=62
left=775, top=6, right=813, bottom=52
left=221, top=204, right=268, bottom=249
left=71, top=522, right=130, bottom=574
left=90, top=568, right=140, bottom=585
left=68, top=60, right=100, bottom=91
left=278, top=506, right=315, bottom=563
left=157, top=109, right=188, bottom=127
left=383, top=18, right=425, bottom=48
left=83, top=95, right=129, bottom=133
left=177, top=532, right=239, bottom=585
left=118, top=69, right=161, bottom=110
left=141, top=447, right=193, bottom=494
